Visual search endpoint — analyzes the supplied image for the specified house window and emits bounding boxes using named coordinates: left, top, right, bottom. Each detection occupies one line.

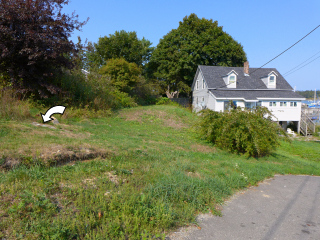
left=229, top=75, right=236, bottom=85
left=290, top=102, right=297, bottom=107
left=202, top=79, right=205, bottom=89
left=280, top=102, right=287, bottom=107
left=196, top=80, right=199, bottom=90
left=245, top=102, right=252, bottom=109
left=224, top=101, right=229, bottom=111
left=202, top=97, right=204, bottom=102
left=256, top=101, right=262, bottom=107
left=269, top=102, right=276, bottom=107
left=232, top=101, right=237, bottom=108
left=269, top=75, right=276, bottom=85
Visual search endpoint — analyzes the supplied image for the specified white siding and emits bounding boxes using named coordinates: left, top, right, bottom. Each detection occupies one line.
left=236, top=101, right=245, bottom=108
left=207, top=93, right=216, bottom=110
left=193, top=70, right=208, bottom=112
left=261, top=100, right=302, bottom=121
left=215, top=101, right=225, bottom=112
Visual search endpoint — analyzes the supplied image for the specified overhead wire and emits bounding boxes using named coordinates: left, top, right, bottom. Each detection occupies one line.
left=249, top=24, right=320, bottom=76
left=248, top=24, right=320, bottom=90
left=206, top=24, right=320, bottom=91
left=283, top=50, right=320, bottom=76
left=283, top=54, right=320, bottom=77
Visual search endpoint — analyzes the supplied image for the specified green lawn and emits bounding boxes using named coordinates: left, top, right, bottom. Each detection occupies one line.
left=1, top=105, right=319, bottom=239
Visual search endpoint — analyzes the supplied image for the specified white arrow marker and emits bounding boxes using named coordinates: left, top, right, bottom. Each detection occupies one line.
left=41, top=106, right=66, bottom=123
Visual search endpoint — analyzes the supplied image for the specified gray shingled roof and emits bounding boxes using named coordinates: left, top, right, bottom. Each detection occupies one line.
left=210, top=90, right=305, bottom=101
left=193, top=65, right=304, bottom=100
left=197, top=65, right=293, bottom=90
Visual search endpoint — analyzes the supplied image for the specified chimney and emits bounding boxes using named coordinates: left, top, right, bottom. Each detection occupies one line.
left=244, top=61, right=249, bottom=76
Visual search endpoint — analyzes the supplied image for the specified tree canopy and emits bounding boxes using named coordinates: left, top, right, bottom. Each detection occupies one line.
left=0, top=0, right=88, bottom=97
left=149, top=13, right=247, bottom=97
left=99, top=58, right=141, bottom=95
left=85, top=30, right=154, bottom=70
left=296, top=90, right=319, bottom=100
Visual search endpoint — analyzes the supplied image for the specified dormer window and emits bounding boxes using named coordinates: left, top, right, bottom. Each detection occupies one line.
left=222, top=70, right=237, bottom=88
left=269, top=75, right=276, bottom=85
left=267, top=72, right=277, bottom=88
left=228, top=74, right=237, bottom=88
left=261, top=71, right=278, bottom=88
left=229, top=75, right=236, bottom=84
left=227, top=71, right=237, bottom=88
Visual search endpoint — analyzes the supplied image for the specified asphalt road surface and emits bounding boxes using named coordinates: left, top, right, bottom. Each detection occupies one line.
left=169, top=175, right=320, bottom=240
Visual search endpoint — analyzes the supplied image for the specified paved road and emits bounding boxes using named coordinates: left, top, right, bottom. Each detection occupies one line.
left=169, top=175, right=320, bottom=240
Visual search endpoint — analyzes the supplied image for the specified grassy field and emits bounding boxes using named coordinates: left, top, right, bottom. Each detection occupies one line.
left=1, top=105, right=320, bottom=239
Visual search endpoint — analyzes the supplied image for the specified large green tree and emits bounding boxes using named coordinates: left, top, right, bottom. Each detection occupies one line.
left=0, top=0, right=88, bottom=97
left=99, top=58, right=160, bottom=104
left=85, top=30, right=154, bottom=70
left=149, top=13, right=247, bottom=97
left=99, top=58, right=141, bottom=95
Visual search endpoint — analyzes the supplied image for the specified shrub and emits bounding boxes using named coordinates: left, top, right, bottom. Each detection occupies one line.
left=155, top=97, right=179, bottom=106
left=52, top=69, right=136, bottom=111
left=198, top=107, right=289, bottom=157
left=99, top=58, right=141, bottom=96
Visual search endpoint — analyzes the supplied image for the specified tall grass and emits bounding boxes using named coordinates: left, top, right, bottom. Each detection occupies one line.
left=0, top=89, right=33, bottom=120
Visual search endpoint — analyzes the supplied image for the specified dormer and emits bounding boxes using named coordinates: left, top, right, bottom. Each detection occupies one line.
left=261, top=71, right=278, bottom=88
left=223, top=70, right=238, bottom=88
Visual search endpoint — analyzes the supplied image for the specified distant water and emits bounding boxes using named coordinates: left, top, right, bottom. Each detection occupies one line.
left=302, top=100, right=320, bottom=104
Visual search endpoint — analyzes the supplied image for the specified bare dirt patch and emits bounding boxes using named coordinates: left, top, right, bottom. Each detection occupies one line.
left=1, top=144, right=112, bottom=170
left=31, top=122, right=91, bottom=139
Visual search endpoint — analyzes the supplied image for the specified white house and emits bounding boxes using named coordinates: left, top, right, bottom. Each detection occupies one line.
left=192, top=62, right=305, bottom=133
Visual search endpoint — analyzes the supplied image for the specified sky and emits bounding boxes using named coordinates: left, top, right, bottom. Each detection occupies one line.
left=62, top=0, right=320, bottom=91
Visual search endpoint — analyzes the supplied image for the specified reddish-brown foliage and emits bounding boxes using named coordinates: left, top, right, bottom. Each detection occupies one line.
left=0, top=0, right=88, bottom=97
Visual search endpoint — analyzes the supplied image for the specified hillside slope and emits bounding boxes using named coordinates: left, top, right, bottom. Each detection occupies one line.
left=1, top=105, right=320, bottom=239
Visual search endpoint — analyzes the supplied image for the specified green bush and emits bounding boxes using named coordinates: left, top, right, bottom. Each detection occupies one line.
left=198, top=107, right=289, bottom=157
left=99, top=58, right=160, bottom=105
left=52, top=69, right=136, bottom=111
left=156, top=97, right=179, bottom=106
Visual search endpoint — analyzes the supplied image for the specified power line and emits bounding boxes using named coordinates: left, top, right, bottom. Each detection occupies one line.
left=284, top=55, right=320, bottom=77
left=283, top=50, right=320, bottom=76
left=210, top=25, right=320, bottom=90
left=246, top=24, right=320, bottom=90
left=249, top=24, right=320, bottom=76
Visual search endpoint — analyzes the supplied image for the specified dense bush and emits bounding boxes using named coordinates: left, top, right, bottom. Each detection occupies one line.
left=198, top=107, right=289, bottom=157
left=99, top=58, right=160, bottom=106
left=50, top=69, right=138, bottom=110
